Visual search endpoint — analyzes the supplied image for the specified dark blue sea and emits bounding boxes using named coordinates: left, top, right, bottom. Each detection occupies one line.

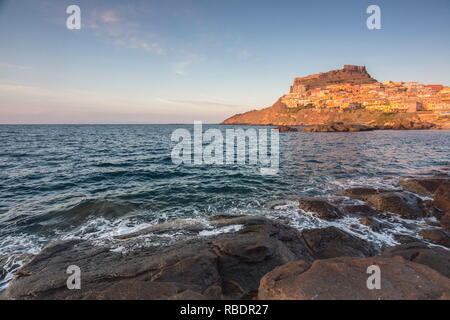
left=0, top=124, right=449, bottom=288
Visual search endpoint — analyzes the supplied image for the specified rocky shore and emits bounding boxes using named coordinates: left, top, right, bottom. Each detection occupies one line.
left=1, top=170, right=450, bottom=300
left=302, top=121, right=438, bottom=132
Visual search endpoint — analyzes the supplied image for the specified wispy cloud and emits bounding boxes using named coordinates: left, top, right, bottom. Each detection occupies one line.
left=121, top=36, right=165, bottom=55
left=171, top=52, right=202, bottom=75
left=84, top=8, right=165, bottom=55
left=100, top=10, right=121, bottom=23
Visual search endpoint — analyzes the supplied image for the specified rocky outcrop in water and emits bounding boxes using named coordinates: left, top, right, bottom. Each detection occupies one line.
left=276, top=125, right=298, bottom=132
left=399, top=177, right=448, bottom=196
left=302, top=123, right=375, bottom=133
left=365, top=191, right=427, bottom=219
left=298, top=197, right=343, bottom=220
left=301, top=121, right=439, bottom=133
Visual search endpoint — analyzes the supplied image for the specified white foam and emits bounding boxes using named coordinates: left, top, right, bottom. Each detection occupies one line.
left=199, top=224, right=244, bottom=236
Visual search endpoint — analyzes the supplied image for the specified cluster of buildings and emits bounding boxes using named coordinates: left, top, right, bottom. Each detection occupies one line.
left=281, top=81, right=450, bottom=113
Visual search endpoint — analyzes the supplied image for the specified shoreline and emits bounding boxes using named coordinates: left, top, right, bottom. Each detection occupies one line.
left=2, top=167, right=449, bottom=300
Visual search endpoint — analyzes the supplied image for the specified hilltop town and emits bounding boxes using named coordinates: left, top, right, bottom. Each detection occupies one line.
left=222, top=65, right=450, bottom=129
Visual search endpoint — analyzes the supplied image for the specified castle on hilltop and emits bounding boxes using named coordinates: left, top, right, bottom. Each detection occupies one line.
left=282, top=65, right=450, bottom=113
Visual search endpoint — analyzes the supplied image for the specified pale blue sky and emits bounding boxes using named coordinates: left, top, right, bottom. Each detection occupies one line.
left=1, top=0, right=449, bottom=123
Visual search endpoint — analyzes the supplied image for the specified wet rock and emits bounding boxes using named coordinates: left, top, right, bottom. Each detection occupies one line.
left=399, top=177, right=448, bottom=196
left=382, top=242, right=450, bottom=277
left=114, top=219, right=209, bottom=239
left=440, top=213, right=450, bottom=231
left=342, top=187, right=393, bottom=202
left=343, top=204, right=387, bottom=218
left=301, top=227, right=375, bottom=259
left=434, top=182, right=450, bottom=213
left=0, top=256, right=7, bottom=281
left=276, top=125, right=298, bottom=132
left=0, top=254, right=33, bottom=282
left=359, top=217, right=386, bottom=232
left=298, top=197, right=343, bottom=220
left=419, top=228, right=450, bottom=248
left=366, top=192, right=426, bottom=219
left=2, top=216, right=316, bottom=300
left=392, top=234, right=424, bottom=245
left=423, top=201, right=446, bottom=220
left=389, top=121, right=437, bottom=130
left=258, top=256, right=450, bottom=300
left=302, top=123, right=375, bottom=133
left=427, top=221, right=442, bottom=227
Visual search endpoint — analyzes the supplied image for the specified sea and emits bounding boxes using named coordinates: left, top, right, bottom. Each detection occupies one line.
left=0, top=124, right=449, bottom=289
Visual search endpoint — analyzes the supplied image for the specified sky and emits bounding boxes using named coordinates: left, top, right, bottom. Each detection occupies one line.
left=0, top=0, right=449, bottom=124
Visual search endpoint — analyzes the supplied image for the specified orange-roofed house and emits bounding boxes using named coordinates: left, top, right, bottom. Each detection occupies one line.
left=426, top=85, right=444, bottom=91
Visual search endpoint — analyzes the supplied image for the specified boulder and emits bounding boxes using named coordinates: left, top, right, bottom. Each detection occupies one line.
left=419, top=228, right=450, bottom=248
left=399, top=177, right=448, bottom=196
left=301, top=227, right=375, bottom=259
left=366, top=192, right=426, bottom=219
left=298, top=197, right=343, bottom=220
left=382, top=242, right=450, bottom=277
left=258, top=256, right=450, bottom=300
left=2, top=216, right=316, bottom=300
left=342, top=187, right=393, bottom=202
left=434, top=182, right=450, bottom=213
left=276, top=125, right=298, bottom=132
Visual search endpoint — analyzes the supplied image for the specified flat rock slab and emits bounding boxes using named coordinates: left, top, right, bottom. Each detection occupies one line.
left=2, top=216, right=318, bottom=300
left=382, top=242, right=450, bottom=277
left=258, top=256, right=450, bottom=300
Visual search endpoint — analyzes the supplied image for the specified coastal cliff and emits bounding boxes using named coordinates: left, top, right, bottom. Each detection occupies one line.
left=222, top=65, right=450, bottom=129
